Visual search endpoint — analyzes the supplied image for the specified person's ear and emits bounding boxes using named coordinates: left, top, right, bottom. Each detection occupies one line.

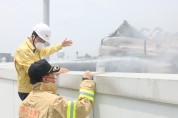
left=42, top=77, right=48, bottom=83
left=31, top=35, right=36, bottom=42
left=32, top=35, right=35, bottom=39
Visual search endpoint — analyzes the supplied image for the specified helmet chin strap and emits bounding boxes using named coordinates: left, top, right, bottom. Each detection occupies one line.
left=32, top=36, right=37, bottom=53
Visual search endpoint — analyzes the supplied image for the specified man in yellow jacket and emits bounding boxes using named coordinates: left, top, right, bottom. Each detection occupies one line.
left=19, top=59, right=95, bottom=118
left=14, top=23, right=73, bottom=100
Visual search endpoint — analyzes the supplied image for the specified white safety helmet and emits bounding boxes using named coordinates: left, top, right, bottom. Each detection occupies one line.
left=33, top=23, right=51, bottom=42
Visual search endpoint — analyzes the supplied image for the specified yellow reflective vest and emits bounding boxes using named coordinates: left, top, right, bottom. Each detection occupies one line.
left=19, top=80, right=95, bottom=118
left=14, top=39, right=63, bottom=93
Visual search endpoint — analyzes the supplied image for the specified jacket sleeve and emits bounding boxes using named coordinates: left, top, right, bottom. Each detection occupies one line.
left=52, top=80, right=95, bottom=118
left=39, top=43, right=63, bottom=56
left=67, top=80, right=95, bottom=118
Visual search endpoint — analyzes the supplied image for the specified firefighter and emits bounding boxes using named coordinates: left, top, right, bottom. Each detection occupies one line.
left=19, top=59, right=95, bottom=118
left=14, top=23, right=73, bottom=100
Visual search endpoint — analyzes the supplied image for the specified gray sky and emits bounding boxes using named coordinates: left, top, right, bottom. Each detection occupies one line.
left=1, top=0, right=178, bottom=59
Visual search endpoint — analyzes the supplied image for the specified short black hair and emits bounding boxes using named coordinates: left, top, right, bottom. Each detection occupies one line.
left=30, top=77, right=42, bottom=84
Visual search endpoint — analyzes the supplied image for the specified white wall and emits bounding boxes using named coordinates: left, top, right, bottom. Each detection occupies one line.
left=0, top=78, right=14, bottom=118
left=94, top=93, right=178, bottom=118
left=0, top=63, right=178, bottom=118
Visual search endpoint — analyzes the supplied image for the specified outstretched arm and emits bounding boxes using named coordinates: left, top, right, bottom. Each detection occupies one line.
left=39, top=38, right=73, bottom=56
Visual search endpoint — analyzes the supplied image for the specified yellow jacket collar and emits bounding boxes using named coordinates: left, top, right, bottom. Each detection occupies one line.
left=32, top=82, right=57, bottom=94
left=26, top=38, right=35, bottom=51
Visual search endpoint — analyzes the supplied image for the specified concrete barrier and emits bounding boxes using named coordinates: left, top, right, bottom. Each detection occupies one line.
left=0, top=62, right=178, bottom=118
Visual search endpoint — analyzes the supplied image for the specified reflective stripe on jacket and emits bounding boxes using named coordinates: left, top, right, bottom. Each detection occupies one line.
left=19, top=80, right=95, bottom=118
left=14, top=39, right=62, bottom=93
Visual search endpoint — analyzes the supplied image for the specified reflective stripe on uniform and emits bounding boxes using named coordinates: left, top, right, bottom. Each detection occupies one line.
left=67, top=101, right=77, bottom=118
left=79, top=89, right=94, bottom=101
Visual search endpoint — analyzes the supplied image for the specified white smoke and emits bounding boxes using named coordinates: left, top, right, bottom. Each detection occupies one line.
left=97, top=21, right=178, bottom=74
